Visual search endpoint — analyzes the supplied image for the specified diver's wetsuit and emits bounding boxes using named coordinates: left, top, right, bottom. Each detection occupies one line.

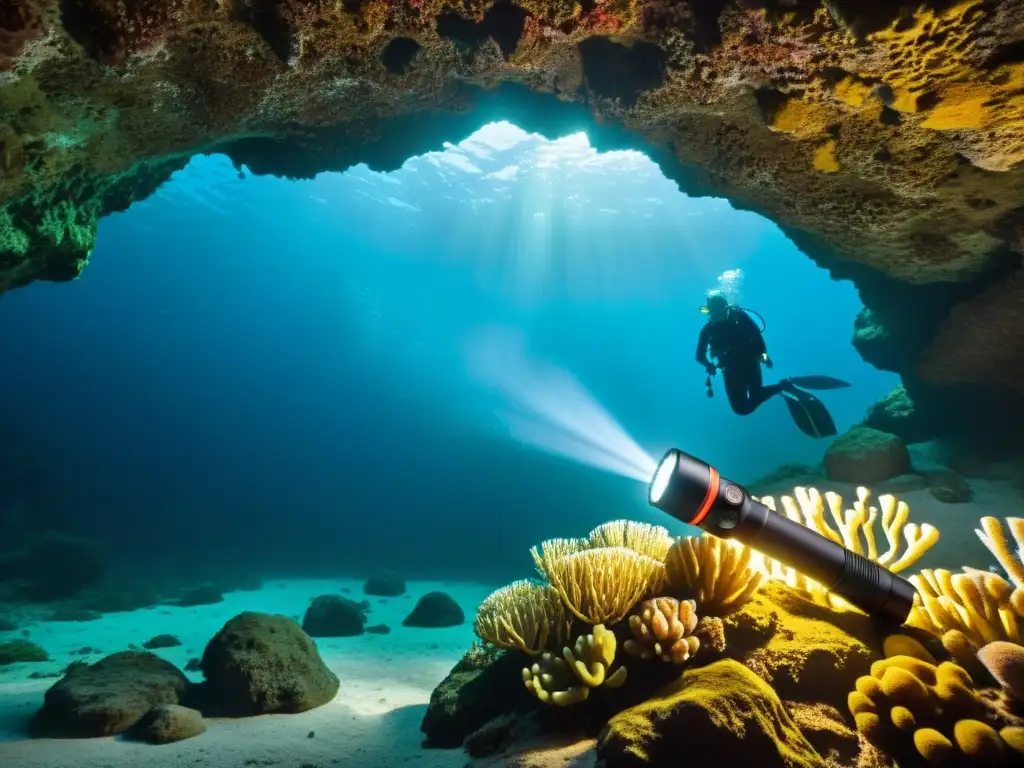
left=695, top=307, right=785, bottom=415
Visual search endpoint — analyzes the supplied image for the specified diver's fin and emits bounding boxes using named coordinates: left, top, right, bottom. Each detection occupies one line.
left=787, top=375, right=852, bottom=390
left=782, top=390, right=838, bottom=438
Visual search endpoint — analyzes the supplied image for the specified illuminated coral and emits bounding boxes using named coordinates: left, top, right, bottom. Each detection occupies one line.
left=588, top=520, right=672, bottom=563
left=664, top=535, right=764, bottom=616
left=522, top=623, right=627, bottom=706
left=977, top=517, right=1024, bottom=587
left=906, top=567, right=1024, bottom=660
left=753, top=486, right=938, bottom=609
left=473, top=579, right=571, bottom=656
left=543, top=546, right=664, bottom=625
left=848, top=642, right=1024, bottom=765
left=624, top=597, right=700, bottom=664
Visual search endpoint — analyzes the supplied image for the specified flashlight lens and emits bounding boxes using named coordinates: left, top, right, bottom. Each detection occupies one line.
left=649, top=452, right=677, bottom=505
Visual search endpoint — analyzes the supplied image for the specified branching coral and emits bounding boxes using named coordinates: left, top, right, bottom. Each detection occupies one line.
left=754, top=486, right=938, bottom=609
left=543, top=546, right=665, bottom=625
left=588, top=520, right=672, bottom=563
left=664, top=535, right=764, bottom=616
left=977, top=517, right=1024, bottom=587
left=848, top=638, right=1024, bottom=765
left=473, top=580, right=571, bottom=656
left=522, top=623, right=627, bottom=706
left=623, top=597, right=700, bottom=664
left=906, top=567, right=1024, bottom=662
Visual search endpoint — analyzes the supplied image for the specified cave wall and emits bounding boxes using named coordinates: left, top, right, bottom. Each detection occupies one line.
left=2, top=0, right=1024, bottom=429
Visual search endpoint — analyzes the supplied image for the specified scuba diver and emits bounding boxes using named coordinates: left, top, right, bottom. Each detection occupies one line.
left=695, top=290, right=850, bottom=438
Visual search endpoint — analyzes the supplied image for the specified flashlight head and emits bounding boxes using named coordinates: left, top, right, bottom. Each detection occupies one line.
left=648, top=449, right=722, bottom=526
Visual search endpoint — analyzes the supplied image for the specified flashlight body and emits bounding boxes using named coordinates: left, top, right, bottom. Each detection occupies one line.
left=648, top=448, right=918, bottom=625
left=707, top=496, right=918, bottom=623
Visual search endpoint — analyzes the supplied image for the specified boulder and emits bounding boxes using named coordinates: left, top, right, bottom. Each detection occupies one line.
left=403, top=591, right=464, bottom=628
left=0, top=639, right=47, bottom=665
left=133, top=704, right=206, bottom=744
left=824, top=427, right=910, bottom=484
left=421, top=643, right=532, bottom=748
left=363, top=569, right=406, bottom=597
left=30, top=651, right=189, bottom=737
left=198, top=611, right=339, bottom=716
left=301, top=595, right=367, bottom=637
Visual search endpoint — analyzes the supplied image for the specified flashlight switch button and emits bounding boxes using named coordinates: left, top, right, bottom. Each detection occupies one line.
left=715, top=509, right=740, bottom=530
left=724, top=485, right=743, bottom=505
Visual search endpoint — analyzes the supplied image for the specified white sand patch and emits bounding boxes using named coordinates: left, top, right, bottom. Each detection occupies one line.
left=0, top=578, right=502, bottom=768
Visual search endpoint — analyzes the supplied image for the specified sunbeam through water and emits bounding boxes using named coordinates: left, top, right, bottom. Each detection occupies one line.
left=463, top=325, right=657, bottom=482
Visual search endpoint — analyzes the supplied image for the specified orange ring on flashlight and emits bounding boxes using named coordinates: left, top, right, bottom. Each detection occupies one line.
left=690, top=466, right=719, bottom=527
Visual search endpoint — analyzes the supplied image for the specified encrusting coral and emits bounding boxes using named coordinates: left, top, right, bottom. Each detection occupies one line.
left=522, top=623, right=627, bottom=707
left=848, top=633, right=1024, bottom=766
left=624, top=597, right=701, bottom=665
left=664, top=535, right=764, bottom=616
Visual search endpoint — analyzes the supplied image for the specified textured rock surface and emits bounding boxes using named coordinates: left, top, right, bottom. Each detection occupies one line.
left=1, top=1, right=1024, bottom=391
left=824, top=426, right=910, bottom=484
left=198, top=611, right=339, bottom=716
left=132, top=703, right=207, bottom=745
left=30, top=651, right=190, bottom=737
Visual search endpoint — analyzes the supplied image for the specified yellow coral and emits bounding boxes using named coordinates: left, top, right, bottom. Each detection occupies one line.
left=977, top=517, right=1024, bottom=587
left=522, top=623, right=627, bottom=706
left=473, top=580, right=571, bottom=655
left=543, top=546, right=664, bottom=625
left=753, top=486, right=938, bottom=610
left=850, top=648, right=1019, bottom=764
left=664, top=535, right=764, bottom=616
left=907, top=567, right=1024, bottom=653
left=587, top=520, right=672, bottom=563
left=624, top=597, right=700, bottom=664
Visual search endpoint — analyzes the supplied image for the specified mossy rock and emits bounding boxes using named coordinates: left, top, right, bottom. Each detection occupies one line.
left=0, top=639, right=48, bottom=665
left=197, top=611, right=339, bottom=716
left=721, top=582, right=880, bottom=712
left=824, top=426, right=910, bottom=484
left=596, top=658, right=824, bottom=768
left=30, top=651, right=188, bottom=737
left=420, top=643, right=533, bottom=748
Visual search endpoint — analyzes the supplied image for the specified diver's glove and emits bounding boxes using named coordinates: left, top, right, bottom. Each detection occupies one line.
left=761, top=353, right=773, bottom=369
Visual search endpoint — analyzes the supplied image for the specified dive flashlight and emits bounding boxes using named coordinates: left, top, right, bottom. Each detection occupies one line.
left=648, top=448, right=918, bottom=624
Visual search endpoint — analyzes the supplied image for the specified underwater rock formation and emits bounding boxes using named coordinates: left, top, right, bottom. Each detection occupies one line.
left=30, top=651, right=189, bottom=738
left=824, top=427, right=910, bottom=485
left=196, top=611, right=339, bottom=716
left=1, top=1, right=1024, bottom=412
left=597, top=659, right=823, bottom=768
left=131, top=703, right=207, bottom=745
left=363, top=569, right=406, bottom=597
left=403, top=591, right=465, bottom=627
left=301, top=594, right=368, bottom=637
left=0, top=638, right=47, bottom=665
left=0, top=533, right=106, bottom=602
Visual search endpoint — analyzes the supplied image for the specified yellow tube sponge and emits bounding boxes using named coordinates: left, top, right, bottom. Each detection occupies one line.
left=543, top=546, right=664, bottom=625
left=522, top=623, right=627, bottom=706
left=977, top=517, right=1024, bottom=588
left=624, top=597, right=701, bottom=664
left=907, top=568, right=1024, bottom=655
left=473, top=579, right=571, bottom=656
left=664, top=535, right=764, bottom=616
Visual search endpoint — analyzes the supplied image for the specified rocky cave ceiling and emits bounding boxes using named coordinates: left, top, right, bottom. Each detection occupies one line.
left=1, top=0, right=1023, bottom=400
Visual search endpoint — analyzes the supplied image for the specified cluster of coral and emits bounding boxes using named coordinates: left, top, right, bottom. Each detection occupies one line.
left=422, top=487, right=1024, bottom=767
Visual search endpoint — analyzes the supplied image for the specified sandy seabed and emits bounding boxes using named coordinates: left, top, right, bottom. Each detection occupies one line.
left=0, top=479, right=1016, bottom=768
left=0, top=578, right=504, bottom=768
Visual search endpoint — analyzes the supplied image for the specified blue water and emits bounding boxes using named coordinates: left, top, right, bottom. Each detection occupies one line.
left=0, top=122, right=897, bottom=583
